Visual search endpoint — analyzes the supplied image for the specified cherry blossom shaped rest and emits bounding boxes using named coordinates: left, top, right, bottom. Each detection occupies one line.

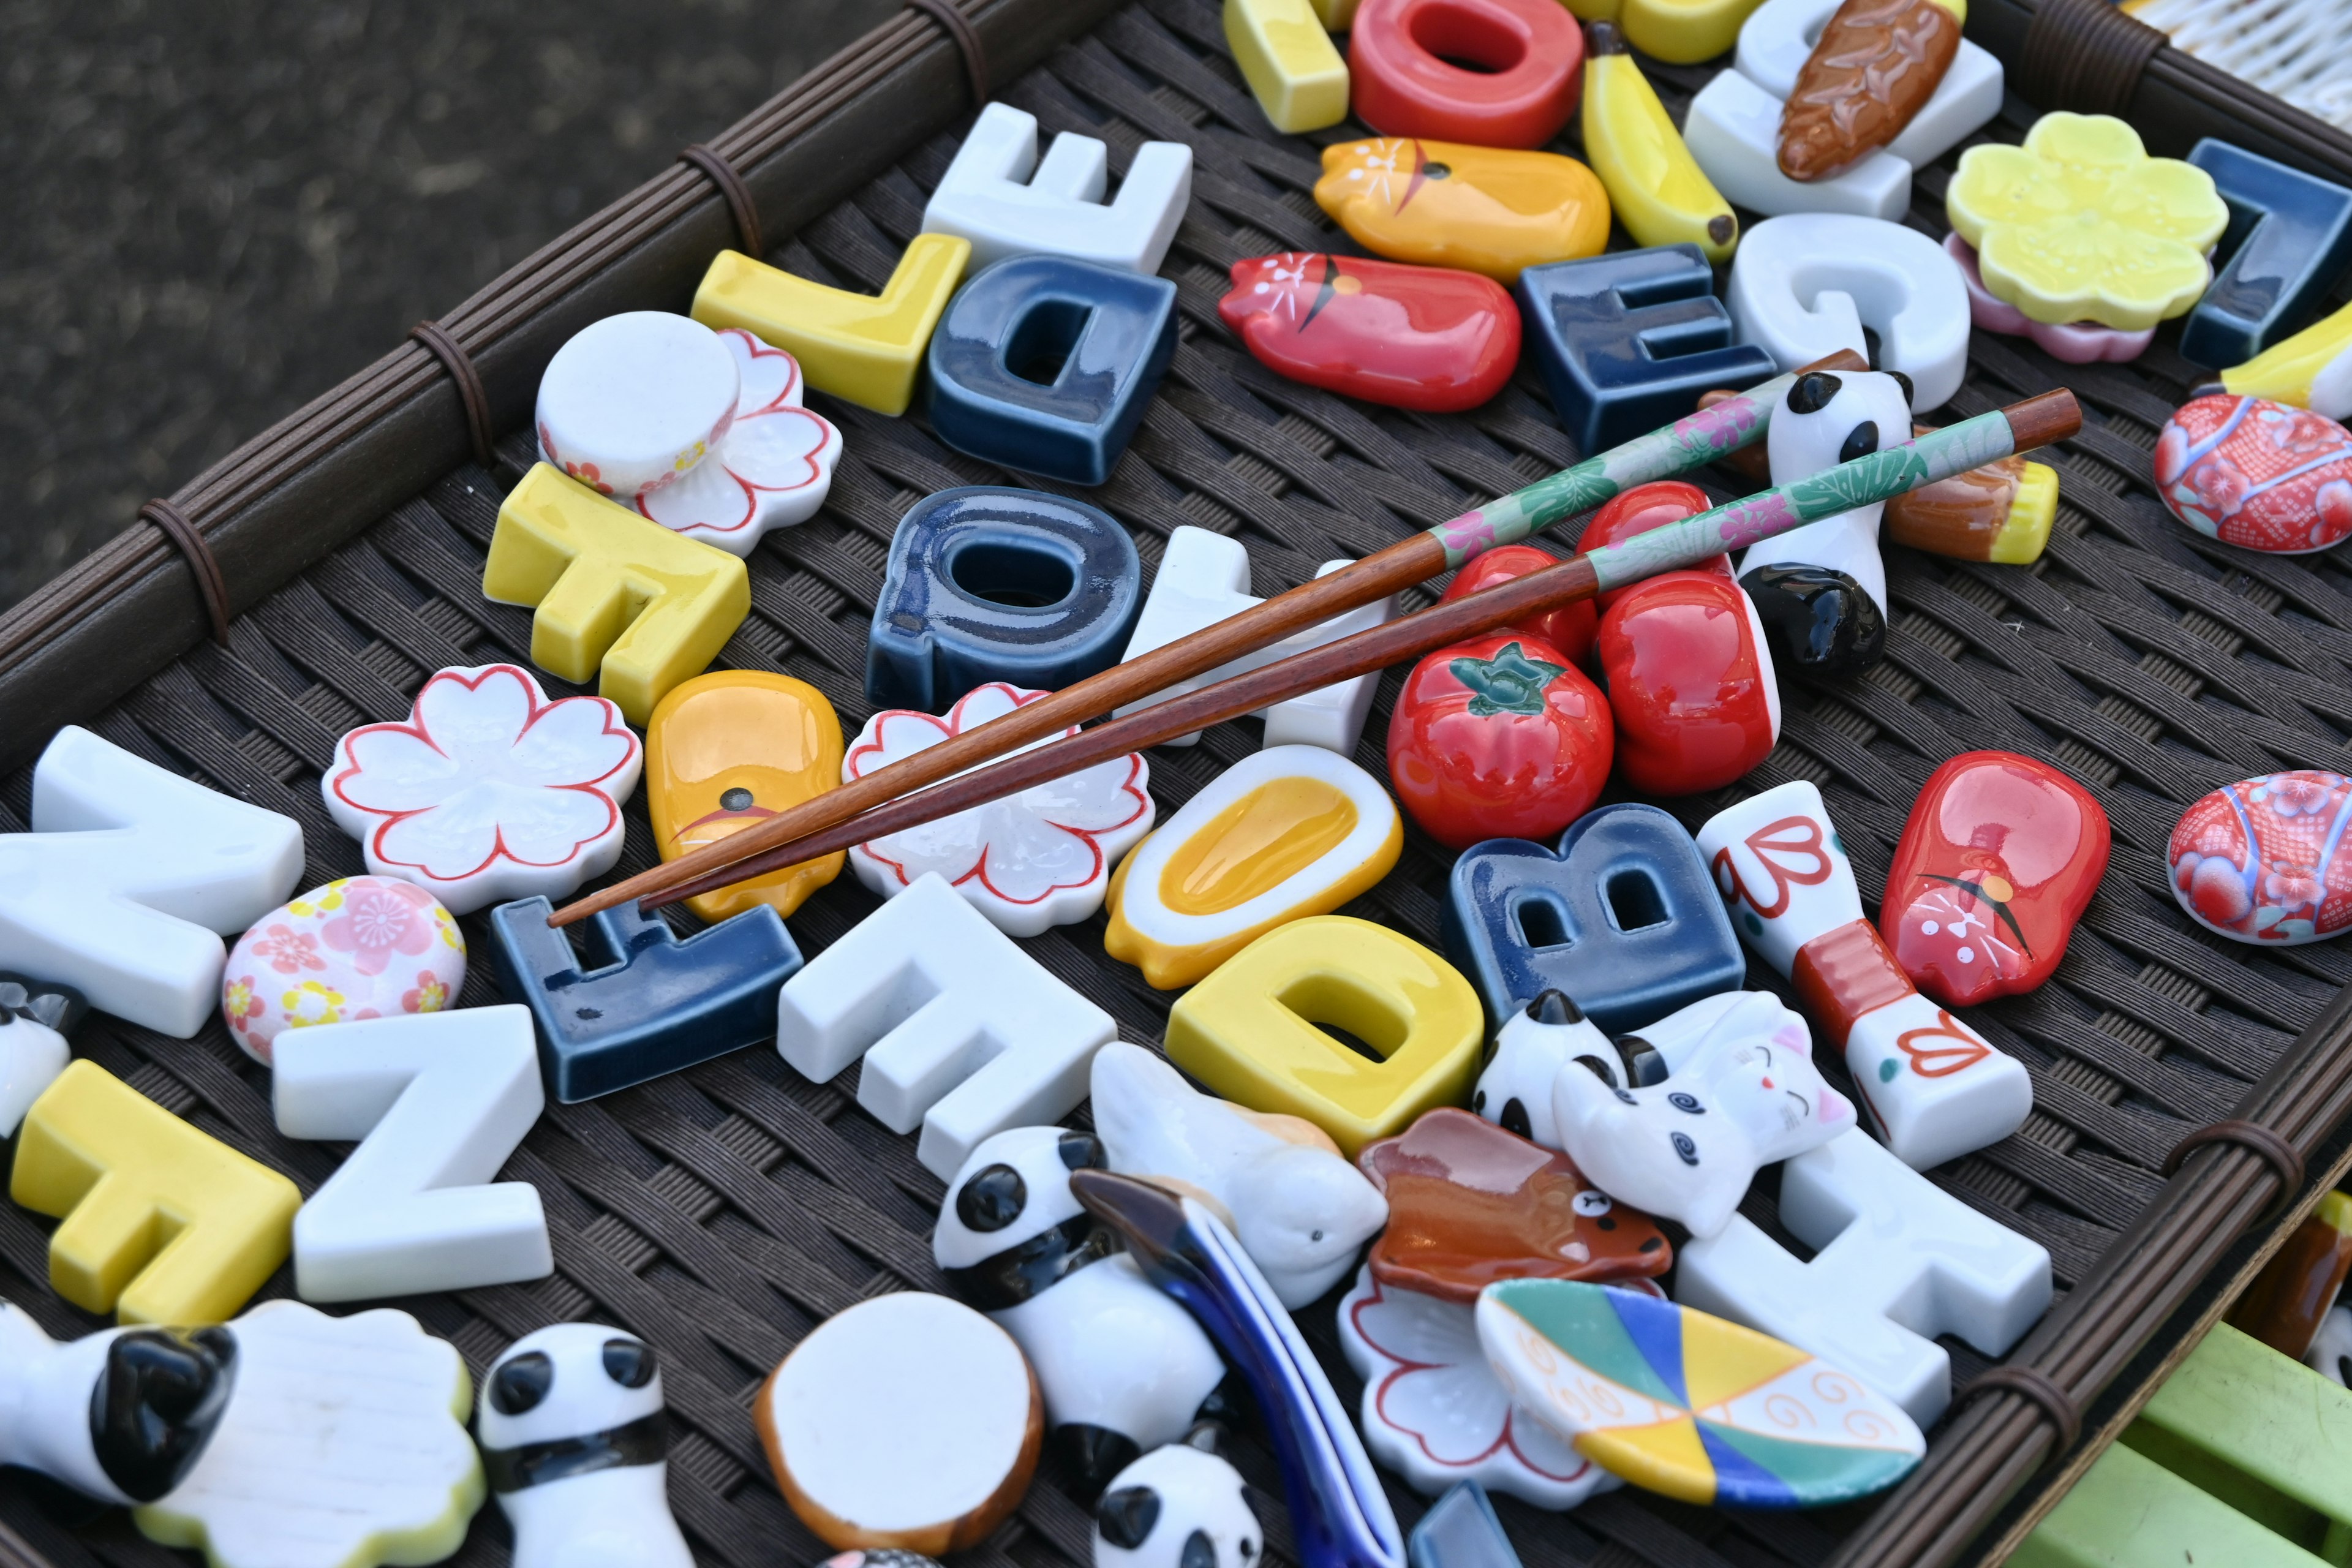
left=222, top=876, right=467, bottom=1065
left=635, top=329, right=843, bottom=556
left=843, top=682, right=1154, bottom=937
left=322, top=663, right=644, bottom=916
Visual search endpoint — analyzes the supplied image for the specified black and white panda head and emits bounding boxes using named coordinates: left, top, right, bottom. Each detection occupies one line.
left=1765, top=370, right=1915, bottom=489
left=935, top=1125, right=1112, bottom=1281
left=1093, top=1438, right=1260, bottom=1568
left=476, top=1324, right=666, bottom=1492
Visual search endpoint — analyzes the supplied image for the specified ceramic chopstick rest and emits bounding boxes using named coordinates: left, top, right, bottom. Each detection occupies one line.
left=1580, top=28, right=1738, bottom=264
left=867, top=487, right=1142, bottom=711
left=1338, top=1264, right=1623, bottom=1509
left=1105, top=745, right=1401, bottom=990
left=758, top=1292, right=1043, bottom=1551
left=1728, top=228, right=1967, bottom=415
left=692, top=236, right=972, bottom=417
left=1477, top=1279, right=1924, bottom=1507
left=1675, top=1128, right=2052, bottom=1422
left=1942, top=232, right=2155, bottom=364
left=1347, top=0, right=1584, bottom=149
left=479, top=1325, right=691, bottom=1568
left=1698, top=780, right=2033, bottom=1169
left=1882, top=751, right=2109, bottom=1006
left=2229, top=1191, right=2352, bottom=1358
left=1091, top=1041, right=1389, bottom=1309
left=1746, top=0, right=2002, bottom=178
left=922, top=104, right=1193, bottom=276
left=0, top=975, right=79, bottom=1139
left=935, top=1126, right=1226, bottom=1490
left=2219, top=297, right=2352, bottom=420
left=646, top=669, right=846, bottom=924
left=1115, top=527, right=1400, bottom=755
left=534, top=312, right=842, bottom=556
left=1219, top=254, right=1520, bottom=414
left=482, top=466, right=750, bottom=726
left=1596, top=568, right=1782, bottom=794
left=2154, top=395, right=2352, bottom=554
left=221, top=876, right=466, bottom=1065
left=1094, top=1433, right=1262, bottom=1568
left=1434, top=545, right=1597, bottom=668
left=1074, top=1170, right=1406, bottom=1568
left=272, top=1006, right=549, bottom=1302
left=13, top=1060, right=300, bottom=1324
left=819, top=1554, right=946, bottom=1568
left=1314, top=138, right=1609, bottom=285
left=1407, top=1482, right=1521, bottom=1568
left=1166, top=916, right=1483, bottom=1157
left=0, top=1300, right=483, bottom=1564
left=1683, top=62, right=1911, bottom=221
left=2168, top=771, right=2352, bottom=943
left=1226, top=0, right=1349, bottom=134
left=1386, top=635, right=1614, bottom=853
left=844, top=682, right=1153, bottom=937
left=1551, top=990, right=1855, bottom=1239
left=489, top=894, right=801, bottom=1102
left=1474, top=992, right=1629, bottom=1148
left=0, top=725, right=302, bottom=1039
left=777, top=872, right=1117, bottom=1177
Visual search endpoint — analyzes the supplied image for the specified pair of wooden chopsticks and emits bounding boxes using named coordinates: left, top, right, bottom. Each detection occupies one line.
left=554, top=367, right=2079, bottom=927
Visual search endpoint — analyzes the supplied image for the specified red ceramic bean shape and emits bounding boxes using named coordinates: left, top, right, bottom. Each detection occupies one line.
left=1577, top=481, right=1727, bottom=613
left=2169, top=770, right=2352, bottom=944
left=1437, top=545, right=1595, bottom=666
left=1219, top=252, right=1521, bottom=413
left=1386, top=633, right=1613, bottom=851
left=1596, top=571, right=1777, bottom=797
left=1880, top=751, right=2109, bottom=1007
left=1348, top=0, right=1585, bottom=151
left=2155, top=394, right=2352, bottom=554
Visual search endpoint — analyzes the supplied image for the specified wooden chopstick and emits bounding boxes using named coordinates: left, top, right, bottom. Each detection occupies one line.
left=633, top=389, right=2080, bottom=916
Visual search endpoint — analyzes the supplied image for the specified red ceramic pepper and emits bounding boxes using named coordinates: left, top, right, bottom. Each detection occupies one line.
left=1881, top=751, right=2109, bottom=1006
left=1596, top=571, right=1777, bottom=797
left=1386, top=632, right=1613, bottom=850
left=1436, top=545, right=1595, bottom=666
left=1219, top=252, right=1521, bottom=413
left=1578, top=481, right=1728, bottom=612
left=1348, top=0, right=1585, bottom=150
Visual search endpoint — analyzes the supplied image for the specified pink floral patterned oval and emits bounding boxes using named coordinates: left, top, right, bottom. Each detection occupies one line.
left=222, top=875, right=468, bottom=1064
left=2169, top=771, right=2352, bottom=946
left=2154, top=394, right=2352, bottom=554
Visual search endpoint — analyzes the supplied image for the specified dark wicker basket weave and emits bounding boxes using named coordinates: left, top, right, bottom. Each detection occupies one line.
left=7, top=1, right=2352, bottom=1566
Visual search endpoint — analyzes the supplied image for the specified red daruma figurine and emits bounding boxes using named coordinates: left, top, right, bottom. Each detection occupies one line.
left=1386, top=633, right=1613, bottom=850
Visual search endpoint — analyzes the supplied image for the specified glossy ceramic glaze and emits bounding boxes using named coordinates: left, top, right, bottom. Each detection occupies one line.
left=488, top=894, right=802, bottom=1102
left=1580, top=29, right=1739, bottom=263
left=2154, top=394, right=2352, bottom=553
left=1471, top=992, right=1619, bottom=1147
left=12, top=1060, right=300, bottom=1324
left=777, top=873, right=1117, bottom=1178
left=692, top=236, right=972, bottom=417
left=645, top=669, right=846, bottom=923
left=1434, top=545, right=1595, bottom=665
left=1943, top=232, right=2155, bottom=363
left=1477, top=1279, right=1925, bottom=1507
left=0, top=1308, right=219, bottom=1508
left=1882, top=750, right=2110, bottom=1006
left=1226, top=0, right=1351, bottom=134
left=0, top=993, right=70, bottom=1142
left=535, top=311, right=739, bottom=501
left=846, top=683, right=1154, bottom=937
left=2221, top=296, right=2352, bottom=419
left=1095, top=1441, right=1263, bottom=1568
left=1686, top=64, right=1912, bottom=221
left=1580, top=481, right=1727, bottom=612
left=922, top=103, right=1193, bottom=276
left=927, top=255, right=1179, bottom=486
left=1346, top=0, right=1584, bottom=149
left=1386, top=634, right=1614, bottom=851
left=1358, top=1108, right=1669, bottom=1299
left=1595, top=571, right=1779, bottom=796
left=1946, top=112, right=2229, bottom=330
left=1314, top=138, right=1610, bottom=284
left=1165, top=915, right=1483, bottom=1155
left=2168, top=769, right=2352, bottom=943
left=1406, top=1482, right=1520, bottom=1568
left=1776, top=0, right=1960, bottom=179
left=1106, top=745, right=1402, bottom=989
left=1219, top=253, right=1520, bottom=413
left=1735, top=0, right=2003, bottom=175
left=1608, top=0, right=1771, bottom=64
left=1727, top=217, right=1969, bottom=410
left=1886, top=435, right=2059, bottom=561
left=2229, top=1191, right=2352, bottom=1359
left=635, top=328, right=843, bottom=555
left=222, top=876, right=466, bottom=1065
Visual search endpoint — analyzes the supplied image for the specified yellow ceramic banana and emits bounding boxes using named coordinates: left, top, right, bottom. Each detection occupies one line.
left=1580, top=23, right=1738, bottom=264
left=2221, top=298, right=2352, bottom=420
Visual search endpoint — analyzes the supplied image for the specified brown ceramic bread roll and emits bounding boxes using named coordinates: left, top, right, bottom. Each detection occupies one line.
left=1777, top=0, right=1962, bottom=181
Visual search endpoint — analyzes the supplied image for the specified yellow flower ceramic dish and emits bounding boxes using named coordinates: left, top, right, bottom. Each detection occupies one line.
left=1313, top=138, right=1611, bottom=284
left=1945, top=112, right=2228, bottom=332
left=646, top=670, right=846, bottom=924
left=1104, top=744, right=1401, bottom=989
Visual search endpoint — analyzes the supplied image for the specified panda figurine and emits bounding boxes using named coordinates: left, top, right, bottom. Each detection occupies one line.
left=1471, top=990, right=1663, bottom=1150
left=1736, top=368, right=1914, bottom=673
left=1093, top=1427, right=1261, bottom=1568
left=477, top=1324, right=692, bottom=1568
left=935, top=1126, right=1227, bottom=1493
left=0, top=1303, right=233, bottom=1506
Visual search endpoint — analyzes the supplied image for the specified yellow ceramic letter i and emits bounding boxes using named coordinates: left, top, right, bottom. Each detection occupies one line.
left=1226, top=0, right=1349, bottom=134
left=693, top=234, right=971, bottom=417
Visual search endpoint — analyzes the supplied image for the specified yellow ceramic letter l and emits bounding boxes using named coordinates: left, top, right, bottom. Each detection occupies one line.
left=483, top=463, right=750, bottom=726
left=692, top=235, right=971, bottom=417
left=1164, top=916, right=1482, bottom=1155
left=646, top=670, right=847, bottom=922
left=12, top=1061, right=300, bottom=1324
left=1226, top=0, right=1350, bottom=134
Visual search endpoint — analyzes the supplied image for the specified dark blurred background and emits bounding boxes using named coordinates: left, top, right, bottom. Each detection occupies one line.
left=0, top=0, right=902, bottom=612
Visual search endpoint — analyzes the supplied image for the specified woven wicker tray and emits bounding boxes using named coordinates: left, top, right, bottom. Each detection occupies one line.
left=6, top=2, right=2352, bottom=1566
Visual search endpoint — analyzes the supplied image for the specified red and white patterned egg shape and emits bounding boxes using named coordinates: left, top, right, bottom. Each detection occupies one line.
left=2153, top=394, right=2352, bottom=554
left=2168, top=771, right=2352, bottom=944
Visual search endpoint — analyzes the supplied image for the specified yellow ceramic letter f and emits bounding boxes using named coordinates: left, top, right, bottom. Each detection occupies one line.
left=692, top=234, right=971, bottom=417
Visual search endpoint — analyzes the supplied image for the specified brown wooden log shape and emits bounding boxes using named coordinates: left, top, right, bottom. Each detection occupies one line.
left=1780, top=0, right=1962, bottom=181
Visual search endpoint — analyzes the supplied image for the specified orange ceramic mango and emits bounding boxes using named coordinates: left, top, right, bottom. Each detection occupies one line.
left=645, top=670, right=846, bottom=922
left=1313, top=137, right=1610, bottom=284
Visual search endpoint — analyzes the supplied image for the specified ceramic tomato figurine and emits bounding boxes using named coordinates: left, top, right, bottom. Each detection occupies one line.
left=1580, top=481, right=1727, bottom=612
left=1387, top=633, right=1613, bottom=850
left=1438, top=545, right=1596, bottom=666
left=1597, top=570, right=1778, bottom=796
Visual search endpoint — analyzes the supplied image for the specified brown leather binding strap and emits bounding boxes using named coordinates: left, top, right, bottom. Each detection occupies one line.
left=904, top=0, right=990, bottom=108
left=1952, top=1365, right=2081, bottom=1464
left=138, top=499, right=230, bottom=646
left=678, top=143, right=765, bottom=259
left=409, top=319, right=496, bottom=470
left=2163, top=1117, right=2305, bottom=1223
left=2018, top=0, right=2168, bottom=116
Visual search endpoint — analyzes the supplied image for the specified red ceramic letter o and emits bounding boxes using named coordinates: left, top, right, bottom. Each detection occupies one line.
left=1348, top=0, right=1585, bottom=150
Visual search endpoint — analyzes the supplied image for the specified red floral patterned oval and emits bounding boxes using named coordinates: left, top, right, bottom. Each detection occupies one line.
left=2154, top=394, right=2352, bottom=554
left=2168, top=770, right=2352, bottom=944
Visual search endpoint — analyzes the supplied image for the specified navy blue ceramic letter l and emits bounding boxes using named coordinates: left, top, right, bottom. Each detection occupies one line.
left=2182, top=139, right=2352, bottom=368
